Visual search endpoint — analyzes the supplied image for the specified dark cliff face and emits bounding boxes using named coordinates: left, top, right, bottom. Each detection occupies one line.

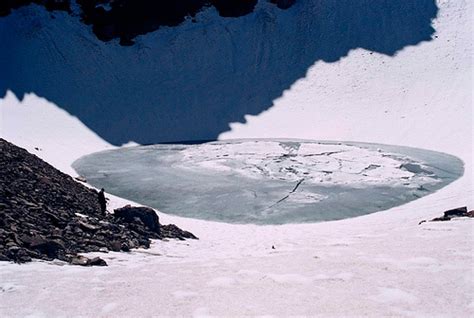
left=77, top=0, right=262, bottom=46
left=0, top=0, right=70, bottom=16
left=1, top=0, right=295, bottom=45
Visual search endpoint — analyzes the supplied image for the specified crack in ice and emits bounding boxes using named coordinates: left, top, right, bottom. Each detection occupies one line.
left=261, top=178, right=305, bottom=214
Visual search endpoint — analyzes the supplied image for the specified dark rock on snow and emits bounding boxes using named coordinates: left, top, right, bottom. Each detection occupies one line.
left=442, top=206, right=468, bottom=218
left=0, top=138, right=197, bottom=266
left=114, top=205, right=160, bottom=234
left=71, top=255, right=107, bottom=266
left=419, top=206, right=473, bottom=224
left=429, top=215, right=450, bottom=222
left=161, top=224, right=198, bottom=241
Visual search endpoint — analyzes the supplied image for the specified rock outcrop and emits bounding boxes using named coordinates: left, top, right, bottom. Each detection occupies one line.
left=418, top=206, right=473, bottom=225
left=1, top=0, right=296, bottom=45
left=0, top=138, right=197, bottom=265
left=430, top=206, right=473, bottom=222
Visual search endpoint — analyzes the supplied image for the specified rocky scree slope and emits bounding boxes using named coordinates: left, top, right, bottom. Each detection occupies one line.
left=0, top=138, right=196, bottom=265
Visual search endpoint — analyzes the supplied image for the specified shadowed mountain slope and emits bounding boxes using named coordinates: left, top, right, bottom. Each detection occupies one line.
left=0, top=0, right=437, bottom=145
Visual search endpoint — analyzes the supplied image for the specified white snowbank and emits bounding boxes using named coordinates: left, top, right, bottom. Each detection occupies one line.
left=0, top=91, right=113, bottom=176
left=0, top=0, right=472, bottom=316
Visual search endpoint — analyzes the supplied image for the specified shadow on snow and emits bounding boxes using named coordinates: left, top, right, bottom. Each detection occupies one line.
left=0, top=0, right=437, bottom=145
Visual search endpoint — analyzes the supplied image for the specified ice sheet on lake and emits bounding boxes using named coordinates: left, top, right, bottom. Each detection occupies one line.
left=73, top=140, right=463, bottom=224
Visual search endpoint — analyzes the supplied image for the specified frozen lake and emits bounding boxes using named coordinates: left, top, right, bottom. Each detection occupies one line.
left=73, top=140, right=463, bottom=224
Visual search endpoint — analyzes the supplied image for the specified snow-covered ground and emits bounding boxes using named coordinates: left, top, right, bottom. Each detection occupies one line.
left=1, top=0, right=473, bottom=317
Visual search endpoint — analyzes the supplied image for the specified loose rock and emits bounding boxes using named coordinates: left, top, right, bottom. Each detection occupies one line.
left=0, top=138, right=197, bottom=266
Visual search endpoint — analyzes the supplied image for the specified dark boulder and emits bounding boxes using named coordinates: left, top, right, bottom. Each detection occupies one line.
left=443, top=206, right=468, bottom=218
left=114, top=205, right=160, bottom=234
left=71, top=255, right=107, bottom=266
left=88, top=256, right=107, bottom=266
left=30, top=238, right=65, bottom=259
left=110, top=241, right=122, bottom=252
left=424, top=206, right=472, bottom=223
left=120, top=243, right=130, bottom=252
left=161, top=224, right=198, bottom=240
left=5, top=246, right=31, bottom=263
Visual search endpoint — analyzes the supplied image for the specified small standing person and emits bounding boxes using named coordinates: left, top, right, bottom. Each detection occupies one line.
left=98, top=188, right=107, bottom=214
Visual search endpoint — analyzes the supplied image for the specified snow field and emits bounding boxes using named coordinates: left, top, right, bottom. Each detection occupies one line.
left=0, top=0, right=472, bottom=316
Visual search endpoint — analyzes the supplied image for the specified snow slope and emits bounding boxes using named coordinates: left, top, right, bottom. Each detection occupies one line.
left=0, top=0, right=473, bottom=317
left=0, top=91, right=114, bottom=176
